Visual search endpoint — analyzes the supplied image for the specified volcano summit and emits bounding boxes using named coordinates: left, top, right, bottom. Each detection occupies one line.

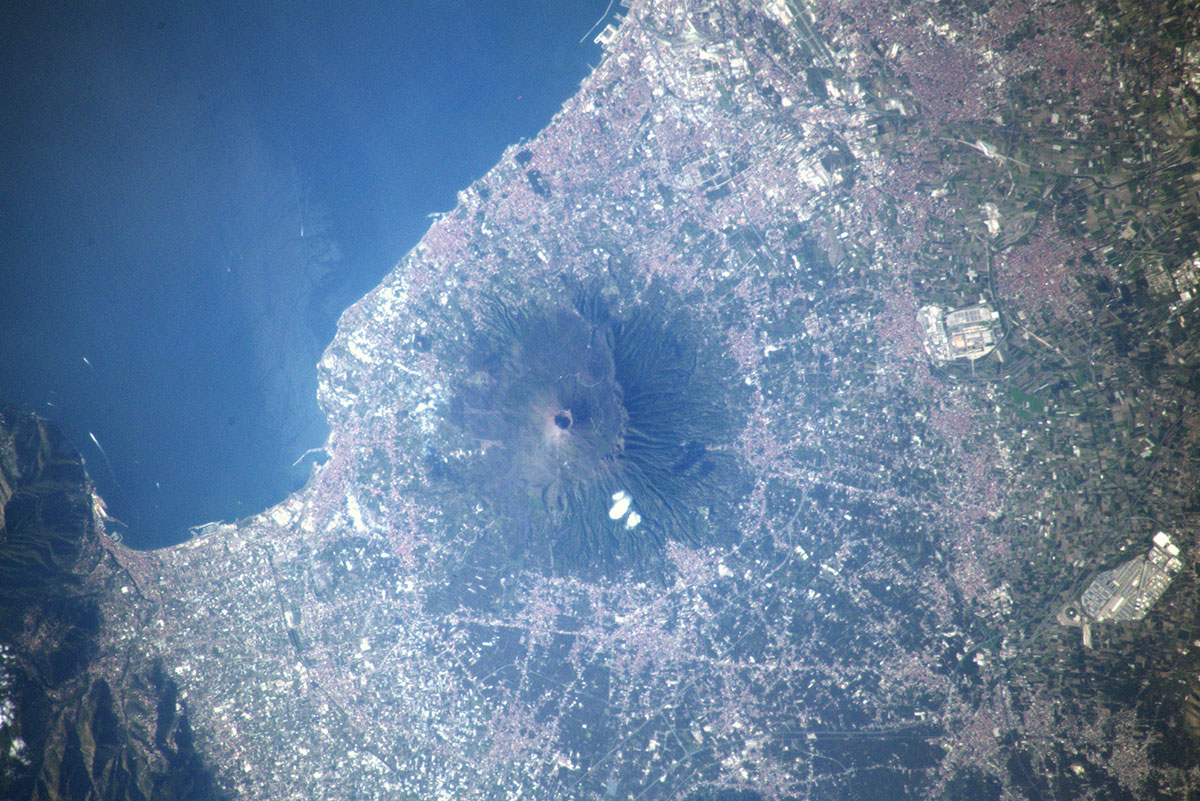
left=449, top=290, right=744, bottom=575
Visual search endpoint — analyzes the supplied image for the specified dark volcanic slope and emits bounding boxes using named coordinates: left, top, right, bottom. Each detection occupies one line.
left=5, top=0, right=1200, bottom=799
left=446, top=289, right=746, bottom=576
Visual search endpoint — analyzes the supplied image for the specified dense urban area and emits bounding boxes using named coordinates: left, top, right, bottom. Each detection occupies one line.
left=3, top=0, right=1200, bottom=799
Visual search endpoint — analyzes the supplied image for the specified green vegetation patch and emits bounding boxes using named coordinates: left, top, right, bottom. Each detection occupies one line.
left=1006, top=386, right=1047, bottom=419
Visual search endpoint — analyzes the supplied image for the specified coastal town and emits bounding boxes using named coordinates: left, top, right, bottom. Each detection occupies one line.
left=2, top=0, right=1199, bottom=799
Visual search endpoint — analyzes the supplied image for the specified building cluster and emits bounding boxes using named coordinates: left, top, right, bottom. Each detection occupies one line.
left=917, top=301, right=1001, bottom=362
left=1058, top=532, right=1183, bottom=646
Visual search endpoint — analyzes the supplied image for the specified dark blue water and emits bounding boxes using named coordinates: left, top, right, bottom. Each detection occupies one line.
left=0, top=1, right=611, bottom=548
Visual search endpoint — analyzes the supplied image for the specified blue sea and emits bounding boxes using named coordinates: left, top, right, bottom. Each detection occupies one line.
left=0, top=0, right=611, bottom=548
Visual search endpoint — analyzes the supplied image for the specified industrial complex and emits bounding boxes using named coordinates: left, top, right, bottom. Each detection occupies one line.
left=918, top=301, right=1002, bottom=362
left=1058, top=532, right=1183, bottom=646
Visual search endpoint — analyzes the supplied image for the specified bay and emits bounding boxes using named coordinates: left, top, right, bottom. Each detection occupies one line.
left=0, top=0, right=611, bottom=547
